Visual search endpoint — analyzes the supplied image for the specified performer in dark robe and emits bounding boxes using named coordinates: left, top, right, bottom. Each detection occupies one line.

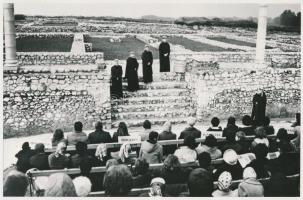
left=251, top=89, right=267, bottom=126
left=159, top=38, right=170, bottom=72
left=125, top=51, right=139, bottom=92
left=111, top=59, right=123, bottom=98
left=141, top=45, right=153, bottom=84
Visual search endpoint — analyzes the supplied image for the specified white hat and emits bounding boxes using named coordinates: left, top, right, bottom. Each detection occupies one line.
left=223, top=149, right=238, bottom=165
left=218, top=171, right=232, bottom=191
left=150, top=177, right=165, bottom=185
left=34, top=176, right=49, bottom=190
left=243, top=167, right=257, bottom=179
left=73, top=176, right=92, bottom=197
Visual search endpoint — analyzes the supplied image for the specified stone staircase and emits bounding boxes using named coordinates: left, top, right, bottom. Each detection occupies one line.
left=111, top=73, right=196, bottom=128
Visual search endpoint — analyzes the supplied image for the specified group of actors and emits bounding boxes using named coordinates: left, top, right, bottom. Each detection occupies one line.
left=111, top=38, right=170, bottom=98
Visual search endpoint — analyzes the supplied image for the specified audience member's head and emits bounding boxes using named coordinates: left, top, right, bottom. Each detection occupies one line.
left=255, top=127, right=267, bottom=139
left=163, top=154, right=181, bottom=171
left=3, top=170, right=28, bottom=196
left=252, top=143, right=268, bottom=160
left=148, top=131, right=159, bottom=144
left=204, top=134, right=217, bottom=148
left=235, top=131, right=246, bottom=141
left=56, top=142, right=67, bottom=155
left=80, top=160, right=93, bottom=177
left=184, top=135, right=196, bottom=150
left=198, top=152, right=211, bottom=170
left=227, top=116, right=236, bottom=126
left=211, top=117, right=220, bottom=127
left=22, top=142, right=30, bottom=151
left=243, top=167, right=257, bottom=180
left=103, top=165, right=133, bottom=196
left=217, top=171, right=232, bottom=192
left=223, top=149, right=238, bottom=165
left=162, top=121, right=172, bottom=132
left=276, top=128, right=289, bottom=142
left=75, top=142, right=88, bottom=156
left=52, top=129, right=64, bottom=143
left=149, top=178, right=166, bottom=197
left=74, top=121, right=83, bottom=133
left=187, top=117, right=197, bottom=127
left=143, top=120, right=152, bottom=129
left=264, top=116, right=271, bottom=126
left=95, top=121, right=103, bottom=131
left=188, top=168, right=213, bottom=197
left=242, top=115, right=252, bottom=126
left=35, top=143, right=45, bottom=153
left=44, top=173, right=77, bottom=197
left=134, top=158, right=149, bottom=175
left=117, top=122, right=129, bottom=136
left=106, top=159, right=119, bottom=170
left=73, top=176, right=92, bottom=197
left=226, top=131, right=236, bottom=143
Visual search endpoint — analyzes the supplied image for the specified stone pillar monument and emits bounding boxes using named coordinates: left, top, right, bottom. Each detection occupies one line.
left=255, top=4, right=268, bottom=65
left=3, top=3, right=18, bottom=70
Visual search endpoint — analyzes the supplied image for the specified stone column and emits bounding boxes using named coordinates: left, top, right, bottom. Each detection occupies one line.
left=255, top=4, right=268, bottom=64
left=3, top=3, right=18, bottom=70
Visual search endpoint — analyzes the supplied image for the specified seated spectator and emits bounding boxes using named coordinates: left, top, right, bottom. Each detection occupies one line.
left=48, top=142, right=70, bottom=169
left=263, top=116, right=275, bottom=135
left=79, top=159, right=101, bottom=192
left=275, top=128, right=295, bottom=152
left=174, top=135, right=197, bottom=163
left=196, top=134, right=222, bottom=160
left=88, top=121, right=112, bottom=144
left=105, top=159, right=119, bottom=170
left=158, top=121, right=177, bottom=155
left=15, top=142, right=35, bottom=173
left=73, top=176, right=92, bottom=197
left=179, top=117, right=201, bottom=139
left=238, top=115, right=255, bottom=136
left=139, top=131, right=163, bottom=164
left=251, top=127, right=269, bottom=150
left=197, top=152, right=212, bottom=173
left=112, top=122, right=129, bottom=143
left=140, top=120, right=152, bottom=141
left=223, top=116, right=238, bottom=137
left=132, top=158, right=151, bottom=188
left=160, top=154, right=188, bottom=184
left=52, top=129, right=67, bottom=147
left=44, top=173, right=77, bottom=197
left=291, top=125, right=300, bottom=152
left=3, top=170, right=28, bottom=196
left=140, top=178, right=168, bottom=197
left=67, top=121, right=88, bottom=145
left=214, top=149, right=243, bottom=180
left=221, top=131, right=242, bottom=154
left=207, top=117, right=222, bottom=131
left=30, top=143, right=49, bottom=170
left=235, top=131, right=250, bottom=154
left=264, top=171, right=292, bottom=197
left=103, top=165, right=133, bottom=196
left=212, top=171, right=237, bottom=197
left=238, top=167, right=264, bottom=197
left=182, top=168, right=213, bottom=197
left=70, top=142, right=92, bottom=168
left=247, top=144, right=270, bottom=178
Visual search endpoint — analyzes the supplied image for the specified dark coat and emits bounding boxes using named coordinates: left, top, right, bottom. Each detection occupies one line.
left=158, top=131, right=177, bottom=155
left=239, top=126, right=255, bottom=136
left=141, top=50, right=153, bottom=83
left=15, top=149, right=35, bottom=173
left=132, top=173, right=152, bottom=188
left=251, top=92, right=267, bottom=126
left=221, top=142, right=242, bottom=154
left=264, top=125, right=275, bottom=135
left=179, top=127, right=201, bottom=139
left=48, top=153, right=70, bottom=169
left=213, top=162, right=243, bottom=180
left=248, top=158, right=270, bottom=179
left=111, top=65, right=123, bottom=98
left=125, top=57, right=139, bottom=91
left=29, top=153, right=50, bottom=170
left=223, top=124, right=239, bottom=137
left=159, top=42, right=170, bottom=72
left=88, top=130, right=112, bottom=144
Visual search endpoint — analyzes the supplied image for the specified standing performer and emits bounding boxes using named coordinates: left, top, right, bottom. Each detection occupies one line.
left=141, top=45, right=153, bottom=84
left=251, top=88, right=267, bottom=126
left=111, top=59, right=123, bottom=98
left=125, top=51, right=139, bottom=92
left=159, top=37, right=170, bottom=72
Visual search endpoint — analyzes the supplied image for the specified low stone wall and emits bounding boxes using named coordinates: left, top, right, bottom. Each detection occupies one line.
left=17, top=52, right=104, bottom=66
left=16, top=33, right=74, bottom=39
left=3, top=69, right=111, bottom=138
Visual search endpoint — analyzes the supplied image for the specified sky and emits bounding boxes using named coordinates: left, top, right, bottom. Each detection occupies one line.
left=13, top=2, right=301, bottom=19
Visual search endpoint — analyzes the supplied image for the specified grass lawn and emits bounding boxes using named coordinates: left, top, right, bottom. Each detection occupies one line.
left=17, top=37, right=73, bottom=52
left=85, top=37, right=159, bottom=60
left=207, top=36, right=273, bottom=49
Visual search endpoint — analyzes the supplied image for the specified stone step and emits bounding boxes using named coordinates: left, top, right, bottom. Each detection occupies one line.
left=121, top=72, right=185, bottom=82
left=111, top=95, right=192, bottom=105
left=121, top=81, right=188, bottom=90
left=112, top=116, right=192, bottom=128
left=112, top=102, right=192, bottom=113
left=123, top=88, right=189, bottom=98
left=111, top=109, right=196, bottom=121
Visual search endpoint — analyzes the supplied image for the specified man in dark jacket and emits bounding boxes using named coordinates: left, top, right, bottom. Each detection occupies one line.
left=179, top=117, right=201, bottom=139
left=111, top=59, right=123, bottom=98
left=159, top=122, right=177, bottom=155
left=159, top=37, right=170, bottom=72
left=251, top=89, right=267, bottom=126
left=29, top=143, right=49, bottom=170
left=125, top=51, right=139, bottom=92
left=141, top=45, right=153, bottom=84
left=15, top=142, right=35, bottom=173
left=88, top=121, right=112, bottom=144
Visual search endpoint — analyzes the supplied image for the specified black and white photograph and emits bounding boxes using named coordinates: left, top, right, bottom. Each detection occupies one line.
left=2, top=0, right=301, bottom=197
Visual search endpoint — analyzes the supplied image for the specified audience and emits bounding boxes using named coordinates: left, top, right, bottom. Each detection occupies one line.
left=103, top=165, right=133, bottom=196
left=238, top=115, right=255, bottom=136
left=132, top=158, right=151, bottom=188
left=140, top=177, right=167, bottom=197
left=3, top=169, right=29, bottom=196
left=140, top=120, right=152, bottom=141
left=238, top=167, right=264, bottom=197
left=160, top=154, right=188, bottom=184
left=174, top=135, right=197, bottom=163
left=184, top=168, right=213, bottom=197
left=88, top=122, right=112, bottom=144
left=52, top=129, right=67, bottom=146
left=196, top=134, right=222, bottom=160
left=139, top=131, right=163, bottom=164
left=221, top=131, right=242, bottom=153
left=179, top=117, right=201, bottom=139
left=30, top=143, right=49, bottom=170
left=207, top=117, right=222, bottom=131
left=247, top=143, right=270, bottom=178
left=112, top=122, right=129, bottom=143
left=223, top=116, right=239, bottom=137
left=44, top=173, right=77, bottom=197
left=15, top=142, right=35, bottom=173
left=235, top=131, right=250, bottom=154
left=48, top=142, right=70, bottom=169
left=158, top=121, right=177, bottom=155
left=263, top=116, right=275, bottom=135
left=275, top=128, right=295, bottom=152
left=73, top=176, right=92, bottom=197
left=197, top=152, right=212, bottom=172
left=212, top=171, right=237, bottom=197
left=105, top=159, right=119, bottom=170
left=264, top=171, right=291, bottom=197
left=251, top=127, right=269, bottom=150
left=67, top=122, right=88, bottom=145
left=70, top=142, right=91, bottom=168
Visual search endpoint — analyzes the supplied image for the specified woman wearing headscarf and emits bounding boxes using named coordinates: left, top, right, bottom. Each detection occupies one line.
left=212, top=171, right=237, bottom=197
left=48, top=142, right=70, bottom=169
left=237, top=167, right=264, bottom=197
left=44, top=173, right=77, bottom=197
